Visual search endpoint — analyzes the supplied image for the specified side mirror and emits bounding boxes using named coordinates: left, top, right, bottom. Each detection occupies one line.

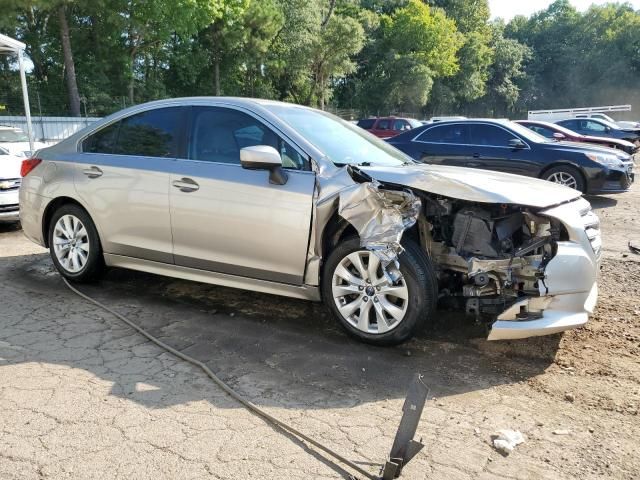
left=240, top=145, right=288, bottom=185
left=509, top=138, right=526, bottom=149
left=552, top=132, right=566, bottom=140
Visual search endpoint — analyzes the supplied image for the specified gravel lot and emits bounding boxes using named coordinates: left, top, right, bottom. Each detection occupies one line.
left=1, top=183, right=639, bottom=479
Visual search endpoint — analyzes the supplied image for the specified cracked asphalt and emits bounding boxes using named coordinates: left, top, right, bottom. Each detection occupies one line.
left=1, top=183, right=639, bottom=479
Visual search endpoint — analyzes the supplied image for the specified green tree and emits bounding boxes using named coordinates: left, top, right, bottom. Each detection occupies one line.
left=354, top=0, right=462, bottom=113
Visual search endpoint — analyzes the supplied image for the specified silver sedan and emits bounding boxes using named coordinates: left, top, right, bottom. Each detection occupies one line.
left=20, top=98, right=600, bottom=345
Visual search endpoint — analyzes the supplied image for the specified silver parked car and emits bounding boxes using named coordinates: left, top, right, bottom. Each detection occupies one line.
left=20, top=98, right=600, bottom=345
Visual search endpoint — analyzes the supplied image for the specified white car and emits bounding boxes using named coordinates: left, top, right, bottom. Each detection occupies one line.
left=0, top=125, right=47, bottom=157
left=0, top=146, right=22, bottom=222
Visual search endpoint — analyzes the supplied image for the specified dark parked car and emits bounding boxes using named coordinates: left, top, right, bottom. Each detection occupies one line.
left=556, top=118, right=640, bottom=146
left=387, top=119, right=634, bottom=194
left=516, top=120, right=638, bottom=155
left=357, top=116, right=422, bottom=139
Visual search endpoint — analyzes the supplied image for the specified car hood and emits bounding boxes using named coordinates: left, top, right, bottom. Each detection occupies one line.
left=0, top=155, right=22, bottom=179
left=550, top=140, right=630, bottom=159
left=581, top=135, right=634, bottom=147
left=358, top=163, right=581, bottom=208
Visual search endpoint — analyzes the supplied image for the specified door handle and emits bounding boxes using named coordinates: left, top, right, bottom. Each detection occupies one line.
left=172, top=177, right=199, bottom=192
left=472, top=153, right=480, bottom=158
left=82, top=166, right=103, bottom=178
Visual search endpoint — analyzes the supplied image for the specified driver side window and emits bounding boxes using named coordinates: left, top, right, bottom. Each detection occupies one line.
left=187, top=106, right=309, bottom=170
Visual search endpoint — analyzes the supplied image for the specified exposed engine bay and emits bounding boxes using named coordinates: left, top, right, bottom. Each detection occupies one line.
left=334, top=166, right=567, bottom=327
left=415, top=194, right=561, bottom=323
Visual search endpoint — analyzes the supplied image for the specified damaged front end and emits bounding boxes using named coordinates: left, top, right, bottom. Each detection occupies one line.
left=417, top=194, right=600, bottom=340
left=313, top=164, right=600, bottom=341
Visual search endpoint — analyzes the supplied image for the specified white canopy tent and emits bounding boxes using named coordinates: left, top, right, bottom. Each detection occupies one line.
left=0, top=33, right=34, bottom=152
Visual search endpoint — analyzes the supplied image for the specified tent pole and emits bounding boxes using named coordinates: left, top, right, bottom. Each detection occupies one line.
left=18, top=49, right=34, bottom=153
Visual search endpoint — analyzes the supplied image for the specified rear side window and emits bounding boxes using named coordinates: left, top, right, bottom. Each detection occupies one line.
left=83, top=107, right=183, bottom=157
left=357, top=119, right=375, bottom=129
left=416, top=124, right=471, bottom=144
left=469, top=125, right=518, bottom=146
left=584, top=120, right=607, bottom=132
left=393, top=120, right=410, bottom=131
left=188, top=106, right=309, bottom=170
left=377, top=119, right=390, bottom=130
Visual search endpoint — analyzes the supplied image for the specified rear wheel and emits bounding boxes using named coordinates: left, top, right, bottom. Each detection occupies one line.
left=48, top=204, right=104, bottom=282
left=322, top=237, right=437, bottom=346
left=543, top=165, right=585, bottom=192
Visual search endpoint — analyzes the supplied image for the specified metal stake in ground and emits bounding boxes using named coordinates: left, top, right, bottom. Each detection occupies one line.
left=382, top=373, right=429, bottom=479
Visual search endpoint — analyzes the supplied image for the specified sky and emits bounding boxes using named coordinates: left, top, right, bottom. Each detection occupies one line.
left=489, top=0, right=640, bottom=20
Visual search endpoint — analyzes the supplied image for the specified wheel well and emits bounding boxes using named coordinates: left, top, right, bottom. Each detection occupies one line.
left=42, top=197, right=87, bottom=248
left=539, top=162, right=587, bottom=186
left=320, top=210, right=421, bottom=266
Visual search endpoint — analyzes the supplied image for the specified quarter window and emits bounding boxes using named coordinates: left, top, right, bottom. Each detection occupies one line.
left=188, top=107, right=309, bottom=170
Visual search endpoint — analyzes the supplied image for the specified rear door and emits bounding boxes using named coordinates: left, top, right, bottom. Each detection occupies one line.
left=411, top=123, right=472, bottom=166
left=75, top=106, right=184, bottom=263
left=169, top=106, right=315, bottom=285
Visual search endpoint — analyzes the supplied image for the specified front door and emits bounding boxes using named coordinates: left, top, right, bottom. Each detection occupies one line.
left=466, top=124, right=538, bottom=177
left=169, top=106, right=315, bottom=285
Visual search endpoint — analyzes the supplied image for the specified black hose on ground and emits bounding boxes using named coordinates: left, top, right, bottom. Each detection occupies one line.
left=62, top=278, right=378, bottom=480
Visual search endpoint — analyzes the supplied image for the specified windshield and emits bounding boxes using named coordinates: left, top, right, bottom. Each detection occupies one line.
left=596, top=119, right=621, bottom=130
left=0, top=129, right=29, bottom=142
left=265, top=105, right=413, bottom=166
left=506, top=121, right=550, bottom=143
left=0, top=146, right=8, bottom=155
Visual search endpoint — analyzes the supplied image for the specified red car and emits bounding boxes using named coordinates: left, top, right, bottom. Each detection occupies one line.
left=357, top=116, right=423, bottom=139
left=516, top=120, right=637, bottom=155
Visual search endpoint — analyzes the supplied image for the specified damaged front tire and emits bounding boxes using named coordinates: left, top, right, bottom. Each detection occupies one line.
left=322, top=237, right=437, bottom=346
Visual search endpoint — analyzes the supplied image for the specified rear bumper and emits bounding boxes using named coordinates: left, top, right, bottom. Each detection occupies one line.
left=0, top=189, right=20, bottom=222
left=0, top=209, right=20, bottom=222
left=488, top=199, right=599, bottom=341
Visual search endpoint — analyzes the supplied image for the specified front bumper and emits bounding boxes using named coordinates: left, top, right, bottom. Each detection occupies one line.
left=588, top=162, right=634, bottom=194
left=488, top=198, right=599, bottom=340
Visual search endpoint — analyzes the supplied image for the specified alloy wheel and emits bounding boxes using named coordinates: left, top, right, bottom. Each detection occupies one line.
left=331, top=251, right=409, bottom=334
left=53, top=214, right=90, bottom=273
left=547, top=171, right=578, bottom=190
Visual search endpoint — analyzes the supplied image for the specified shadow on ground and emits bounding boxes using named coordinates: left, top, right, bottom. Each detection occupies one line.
left=585, top=195, right=618, bottom=209
left=4, top=253, right=561, bottom=414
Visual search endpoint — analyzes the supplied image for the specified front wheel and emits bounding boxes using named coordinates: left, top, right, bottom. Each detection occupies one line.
left=321, top=237, right=437, bottom=346
left=48, top=204, right=104, bottom=282
left=543, top=165, right=585, bottom=192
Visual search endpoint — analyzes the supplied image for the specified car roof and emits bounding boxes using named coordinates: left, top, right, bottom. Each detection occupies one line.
left=421, top=118, right=513, bottom=127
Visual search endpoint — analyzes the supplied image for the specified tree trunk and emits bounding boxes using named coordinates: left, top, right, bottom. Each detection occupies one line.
left=214, top=58, right=220, bottom=96
left=58, top=4, right=81, bottom=116
left=128, top=45, right=137, bottom=104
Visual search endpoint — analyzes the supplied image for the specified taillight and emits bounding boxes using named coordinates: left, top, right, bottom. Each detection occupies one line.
left=21, top=158, right=42, bottom=177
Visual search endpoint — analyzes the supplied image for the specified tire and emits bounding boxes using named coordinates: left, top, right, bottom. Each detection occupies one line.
left=542, top=165, right=585, bottom=193
left=48, top=203, right=104, bottom=282
left=321, top=237, right=437, bottom=346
